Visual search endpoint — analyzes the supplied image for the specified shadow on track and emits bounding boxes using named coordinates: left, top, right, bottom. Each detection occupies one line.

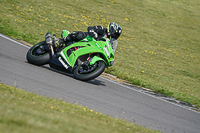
left=26, top=62, right=107, bottom=86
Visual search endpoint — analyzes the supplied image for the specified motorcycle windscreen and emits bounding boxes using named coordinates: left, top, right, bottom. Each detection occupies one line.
left=110, top=38, right=118, bottom=54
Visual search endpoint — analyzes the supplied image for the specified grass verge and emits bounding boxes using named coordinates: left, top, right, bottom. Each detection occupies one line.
left=0, top=0, right=199, bottom=107
left=0, top=83, right=158, bottom=133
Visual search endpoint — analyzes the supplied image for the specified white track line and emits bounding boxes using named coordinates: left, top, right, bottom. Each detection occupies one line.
left=0, top=34, right=30, bottom=48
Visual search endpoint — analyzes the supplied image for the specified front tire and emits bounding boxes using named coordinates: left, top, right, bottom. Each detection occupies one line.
left=26, top=41, right=50, bottom=66
left=73, top=61, right=105, bottom=81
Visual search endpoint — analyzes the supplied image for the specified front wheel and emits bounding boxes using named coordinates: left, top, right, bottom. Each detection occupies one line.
left=73, top=61, right=105, bottom=81
left=26, top=41, right=50, bottom=66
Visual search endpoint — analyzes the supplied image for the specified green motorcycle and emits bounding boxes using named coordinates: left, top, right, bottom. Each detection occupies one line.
left=26, top=30, right=118, bottom=81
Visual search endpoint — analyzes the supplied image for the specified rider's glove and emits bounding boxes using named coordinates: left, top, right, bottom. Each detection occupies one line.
left=88, top=30, right=98, bottom=39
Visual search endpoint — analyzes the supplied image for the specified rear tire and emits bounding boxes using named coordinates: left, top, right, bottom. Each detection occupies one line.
left=26, top=41, right=50, bottom=66
left=73, top=61, right=105, bottom=81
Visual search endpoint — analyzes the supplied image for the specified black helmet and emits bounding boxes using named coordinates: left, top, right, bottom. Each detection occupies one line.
left=107, top=22, right=122, bottom=39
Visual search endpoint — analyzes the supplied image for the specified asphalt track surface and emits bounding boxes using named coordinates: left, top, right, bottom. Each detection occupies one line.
left=0, top=34, right=200, bottom=133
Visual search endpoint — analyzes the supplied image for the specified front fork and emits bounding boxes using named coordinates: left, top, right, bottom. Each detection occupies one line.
left=45, top=33, right=55, bottom=56
left=49, top=44, right=55, bottom=56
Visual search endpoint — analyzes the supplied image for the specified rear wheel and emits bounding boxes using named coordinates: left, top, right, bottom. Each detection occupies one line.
left=26, top=41, right=50, bottom=66
left=73, top=61, right=105, bottom=81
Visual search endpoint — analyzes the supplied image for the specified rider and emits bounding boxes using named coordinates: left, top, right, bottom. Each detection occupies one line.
left=63, top=22, right=122, bottom=44
left=45, top=22, right=122, bottom=56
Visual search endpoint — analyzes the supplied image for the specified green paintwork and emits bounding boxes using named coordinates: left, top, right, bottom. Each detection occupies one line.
left=89, top=56, right=105, bottom=65
left=60, top=36, right=116, bottom=68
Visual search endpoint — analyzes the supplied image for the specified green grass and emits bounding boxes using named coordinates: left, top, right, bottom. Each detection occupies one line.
left=0, top=83, right=158, bottom=133
left=0, top=0, right=200, bottom=108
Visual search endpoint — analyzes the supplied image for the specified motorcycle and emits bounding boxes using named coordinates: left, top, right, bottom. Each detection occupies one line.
left=26, top=30, right=118, bottom=81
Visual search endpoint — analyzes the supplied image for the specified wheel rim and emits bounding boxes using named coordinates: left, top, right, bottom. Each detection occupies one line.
left=31, top=43, right=48, bottom=57
left=77, top=62, right=100, bottom=75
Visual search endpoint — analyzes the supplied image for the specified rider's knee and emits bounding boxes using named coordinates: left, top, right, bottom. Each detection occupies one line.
left=71, top=31, right=86, bottom=42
